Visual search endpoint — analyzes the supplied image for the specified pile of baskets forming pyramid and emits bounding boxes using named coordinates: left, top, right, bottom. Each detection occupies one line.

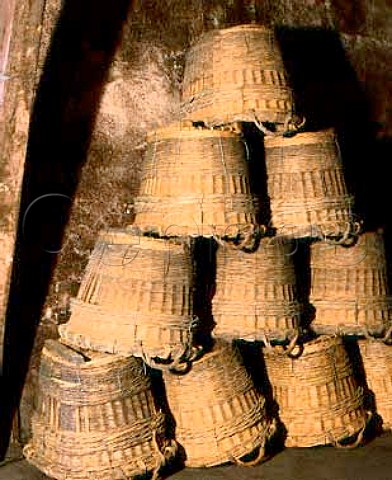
left=24, top=24, right=392, bottom=479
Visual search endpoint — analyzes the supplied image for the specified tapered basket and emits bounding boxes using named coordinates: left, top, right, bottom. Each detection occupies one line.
left=263, top=335, right=369, bottom=448
left=310, top=231, right=392, bottom=337
left=265, top=129, right=359, bottom=241
left=181, top=24, right=294, bottom=128
left=358, top=339, right=392, bottom=429
left=23, top=340, right=177, bottom=480
left=133, top=124, right=261, bottom=240
left=162, top=338, right=275, bottom=468
left=59, top=230, right=206, bottom=368
left=212, top=236, right=302, bottom=343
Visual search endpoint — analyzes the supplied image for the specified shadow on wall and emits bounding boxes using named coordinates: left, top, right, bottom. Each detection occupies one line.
left=277, top=26, right=392, bottom=246
left=0, top=0, right=132, bottom=458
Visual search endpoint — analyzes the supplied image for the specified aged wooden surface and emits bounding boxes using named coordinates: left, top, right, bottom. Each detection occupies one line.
left=0, top=0, right=14, bottom=109
left=0, top=0, right=63, bottom=453
left=0, top=0, right=50, bottom=369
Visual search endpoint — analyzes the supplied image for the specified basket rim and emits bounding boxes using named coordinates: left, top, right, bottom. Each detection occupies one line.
left=187, top=338, right=233, bottom=367
left=197, top=23, right=273, bottom=42
left=97, top=228, right=188, bottom=251
left=265, top=334, right=343, bottom=357
left=42, top=339, right=135, bottom=370
left=216, top=23, right=273, bottom=35
left=146, top=123, right=240, bottom=142
left=311, top=229, right=385, bottom=248
left=265, top=128, right=335, bottom=148
left=358, top=338, right=392, bottom=352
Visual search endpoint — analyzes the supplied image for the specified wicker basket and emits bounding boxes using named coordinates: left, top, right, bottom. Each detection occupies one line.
left=181, top=24, right=294, bottom=127
left=59, top=230, right=205, bottom=368
left=265, top=129, right=359, bottom=241
left=358, top=339, right=392, bottom=429
left=133, top=124, right=261, bottom=240
left=212, top=236, right=302, bottom=343
left=162, top=338, right=275, bottom=468
left=23, top=340, right=177, bottom=480
left=310, top=231, right=392, bottom=337
left=263, top=335, right=369, bottom=448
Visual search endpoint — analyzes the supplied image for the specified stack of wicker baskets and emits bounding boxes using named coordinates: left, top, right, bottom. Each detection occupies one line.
left=24, top=21, right=392, bottom=480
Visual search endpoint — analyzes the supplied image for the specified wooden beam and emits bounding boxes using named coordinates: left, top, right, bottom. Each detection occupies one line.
left=0, top=0, right=54, bottom=371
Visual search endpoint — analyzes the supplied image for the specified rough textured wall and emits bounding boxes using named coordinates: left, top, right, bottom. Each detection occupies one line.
left=1, top=0, right=391, bottom=446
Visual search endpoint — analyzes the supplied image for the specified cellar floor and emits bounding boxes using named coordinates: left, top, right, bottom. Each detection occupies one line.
left=1, top=432, right=392, bottom=480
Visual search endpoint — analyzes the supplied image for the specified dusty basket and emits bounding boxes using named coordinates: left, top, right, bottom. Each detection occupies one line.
left=162, top=338, right=275, bottom=468
left=59, top=230, right=205, bottom=368
left=358, top=339, right=392, bottom=429
left=23, top=340, right=177, bottom=480
left=263, top=335, right=369, bottom=448
left=133, top=124, right=261, bottom=240
left=310, top=231, right=392, bottom=337
left=265, top=129, right=359, bottom=241
left=212, top=236, right=302, bottom=343
left=181, top=24, right=294, bottom=128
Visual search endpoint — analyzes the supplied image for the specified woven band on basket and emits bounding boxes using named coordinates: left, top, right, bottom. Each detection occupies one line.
left=181, top=24, right=294, bottom=128
left=59, top=230, right=206, bottom=369
left=23, top=340, right=178, bottom=480
left=162, top=338, right=275, bottom=468
left=133, top=124, right=262, bottom=241
left=212, top=236, right=302, bottom=343
left=358, top=339, right=392, bottom=430
left=310, top=231, right=392, bottom=337
left=263, top=335, right=369, bottom=448
left=264, top=129, right=360, bottom=242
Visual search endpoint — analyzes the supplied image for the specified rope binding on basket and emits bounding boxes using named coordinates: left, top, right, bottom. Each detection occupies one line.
left=260, top=329, right=301, bottom=357
left=229, top=416, right=277, bottom=467
left=364, top=324, right=392, bottom=344
left=253, top=110, right=306, bottom=138
left=143, top=316, right=206, bottom=373
left=329, top=410, right=372, bottom=449
left=321, top=217, right=363, bottom=246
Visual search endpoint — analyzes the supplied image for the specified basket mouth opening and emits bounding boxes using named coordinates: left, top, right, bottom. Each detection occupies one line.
left=146, top=123, right=240, bottom=141
left=217, top=24, right=272, bottom=34
left=189, top=337, right=232, bottom=365
left=189, top=23, right=276, bottom=49
left=263, top=334, right=342, bottom=358
left=43, top=340, right=135, bottom=369
left=299, top=334, right=343, bottom=355
left=264, top=128, right=335, bottom=147
left=44, top=340, right=91, bottom=363
left=95, top=228, right=191, bottom=254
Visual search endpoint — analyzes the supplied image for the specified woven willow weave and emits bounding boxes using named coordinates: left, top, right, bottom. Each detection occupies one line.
left=24, top=340, right=177, bottom=480
left=263, top=335, right=368, bottom=448
left=59, top=230, right=204, bottom=368
left=212, top=237, right=302, bottom=342
left=310, top=231, right=392, bottom=337
left=265, top=129, right=358, bottom=241
left=163, top=339, right=275, bottom=467
left=358, top=339, right=392, bottom=429
left=181, top=24, right=294, bottom=127
left=133, top=124, right=261, bottom=240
